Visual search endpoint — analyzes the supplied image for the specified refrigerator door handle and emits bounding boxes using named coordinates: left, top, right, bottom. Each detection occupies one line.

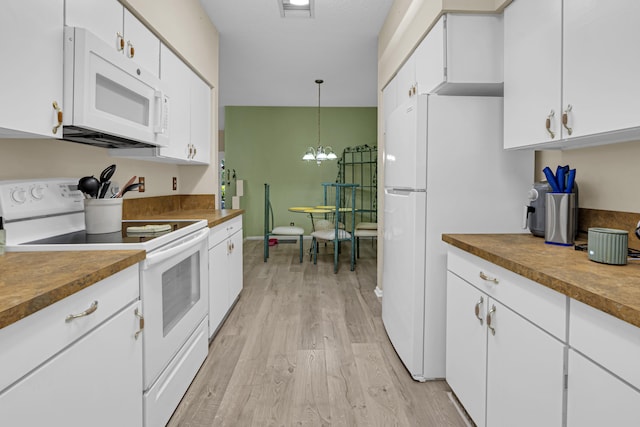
left=386, top=188, right=426, bottom=196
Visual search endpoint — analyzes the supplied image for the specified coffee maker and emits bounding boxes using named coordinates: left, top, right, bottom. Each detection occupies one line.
left=524, top=181, right=579, bottom=238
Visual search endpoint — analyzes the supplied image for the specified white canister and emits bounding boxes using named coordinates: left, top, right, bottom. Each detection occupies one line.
left=84, top=198, right=123, bottom=234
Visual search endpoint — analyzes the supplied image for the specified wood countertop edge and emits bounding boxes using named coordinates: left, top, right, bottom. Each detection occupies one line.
left=442, top=234, right=640, bottom=329
left=0, top=251, right=145, bottom=330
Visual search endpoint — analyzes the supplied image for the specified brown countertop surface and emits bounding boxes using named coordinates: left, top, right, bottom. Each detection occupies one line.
left=0, top=250, right=145, bottom=330
left=442, top=233, right=640, bottom=328
left=126, top=208, right=244, bottom=228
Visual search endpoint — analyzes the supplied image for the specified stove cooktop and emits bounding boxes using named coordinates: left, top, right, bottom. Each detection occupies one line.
left=24, top=220, right=202, bottom=245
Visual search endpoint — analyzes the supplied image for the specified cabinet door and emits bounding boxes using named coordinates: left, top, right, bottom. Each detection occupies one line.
left=189, top=73, right=212, bottom=164
left=414, top=15, right=444, bottom=95
left=0, top=301, right=143, bottom=426
left=445, top=272, right=487, bottom=427
left=503, top=0, right=562, bottom=149
left=563, top=0, right=640, bottom=141
left=159, top=44, right=191, bottom=161
left=382, top=77, right=397, bottom=124
left=486, top=298, right=565, bottom=427
left=0, top=0, right=63, bottom=139
left=567, top=349, right=640, bottom=427
left=228, top=230, right=244, bottom=304
left=395, top=54, right=416, bottom=105
left=65, top=0, right=123, bottom=51
left=209, top=239, right=229, bottom=338
left=123, top=8, right=160, bottom=77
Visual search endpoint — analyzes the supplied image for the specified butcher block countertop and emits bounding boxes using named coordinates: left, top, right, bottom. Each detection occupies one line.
left=0, top=250, right=145, bottom=329
left=442, top=233, right=640, bottom=329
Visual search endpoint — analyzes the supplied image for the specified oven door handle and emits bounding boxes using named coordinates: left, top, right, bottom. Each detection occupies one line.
left=143, top=228, right=208, bottom=268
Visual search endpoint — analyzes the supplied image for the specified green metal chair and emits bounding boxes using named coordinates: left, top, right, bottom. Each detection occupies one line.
left=264, top=183, right=304, bottom=263
left=311, top=183, right=359, bottom=273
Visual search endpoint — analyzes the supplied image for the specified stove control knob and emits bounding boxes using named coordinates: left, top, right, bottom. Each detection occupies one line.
left=11, top=187, right=27, bottom=204
left=30, top=185, right=45, bottom=200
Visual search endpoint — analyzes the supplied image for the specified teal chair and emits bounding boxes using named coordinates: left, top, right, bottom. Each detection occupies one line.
left=264, top=183, right=304, bottom=263
left=311, top=183, right=358, bottom=273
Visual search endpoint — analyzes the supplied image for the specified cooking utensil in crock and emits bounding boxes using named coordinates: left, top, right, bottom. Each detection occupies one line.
left=112, top=176, right=137, bottom=198
left=119, top=183, right=140, bottom=197
left=98, top=164, right=116, bottom=198
left=78, top=176, right=100, bottom=198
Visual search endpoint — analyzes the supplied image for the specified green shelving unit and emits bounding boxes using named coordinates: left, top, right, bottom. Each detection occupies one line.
left=336, top=144, right=377, bottom=225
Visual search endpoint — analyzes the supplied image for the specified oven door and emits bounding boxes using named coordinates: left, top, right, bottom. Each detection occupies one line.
left=140, top=228, right=208, bottom=389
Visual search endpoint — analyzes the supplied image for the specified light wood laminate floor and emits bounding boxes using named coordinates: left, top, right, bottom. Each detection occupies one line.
left=168, top=239, right=468, bottom=426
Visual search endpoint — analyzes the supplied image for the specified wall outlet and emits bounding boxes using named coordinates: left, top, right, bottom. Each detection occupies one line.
left=172, top=177, right=177, bottom=191
left=138, top=177, right=145, bottom=192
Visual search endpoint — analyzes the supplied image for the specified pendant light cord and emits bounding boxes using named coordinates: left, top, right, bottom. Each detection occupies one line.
left=316, top=79, right=323, bottom=148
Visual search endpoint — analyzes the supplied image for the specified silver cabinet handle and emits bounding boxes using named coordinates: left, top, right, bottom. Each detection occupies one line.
left=65, top=301, right=98, bottom=322
left=134, top=308, right=144, bottom=340
left=474, top=296, right=484, bottom=325
left=479, top=271, right=499, bottom=284
left=486, top=304, right=496, bottom=336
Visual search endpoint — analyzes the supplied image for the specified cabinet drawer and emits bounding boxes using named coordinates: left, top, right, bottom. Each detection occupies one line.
left=0, top=265, right=139, bottom=393
left=209, top=215, right=242, bottom=248
left=447, top=247, right=567, bottom=340
left=570, top=298, right=640, bottom=390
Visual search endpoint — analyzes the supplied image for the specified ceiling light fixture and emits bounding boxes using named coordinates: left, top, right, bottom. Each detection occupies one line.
left=302, top=79, right=337, bottom=165
left=289, top=0, right=309, bottom=5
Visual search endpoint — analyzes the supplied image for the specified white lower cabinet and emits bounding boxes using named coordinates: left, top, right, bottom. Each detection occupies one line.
left=208, top=216, right=243, bottom=338
left=0, top=265, right=143, bottom=426
left=446, top=248, right=566, bottom=427
left=567, top=349, right=640, bottom=427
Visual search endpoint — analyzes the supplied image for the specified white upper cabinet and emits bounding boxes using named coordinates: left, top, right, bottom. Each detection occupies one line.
left=159, top=44, right=192, bottom=161
left=415, top=14, right=504, bottom=96
left=190, top=74, right=212, bottom=164
left=562, top=0, right=640, bottom=141
left=0, top=0, right=64, bottom=139
left=123, top=9, right=160, bottom=77
left=504, top=0, right=640, bottom=149
left=503, top=0, right=562, bottom=149
left=65, top=0, right=160, bottom=77
left=158, top=44, right=211, bottom=164
left=395, top=54, right=416, bottom=105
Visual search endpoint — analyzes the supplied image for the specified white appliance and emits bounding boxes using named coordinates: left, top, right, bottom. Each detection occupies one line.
left=0, top=179, right=208, bottom=427
left=63, top=27, right=170, bottom=149
left=382, top=95, right=533, bottom=381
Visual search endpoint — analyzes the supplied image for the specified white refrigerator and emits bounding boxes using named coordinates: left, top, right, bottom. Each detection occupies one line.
left=382, top=95, right=533, bottom=381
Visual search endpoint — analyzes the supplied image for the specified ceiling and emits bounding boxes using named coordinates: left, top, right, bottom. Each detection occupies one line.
left=199, top=0, right=394, bottom=128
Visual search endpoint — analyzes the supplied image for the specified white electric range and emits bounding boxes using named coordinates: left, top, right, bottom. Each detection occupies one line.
left=0, top=178, right=209, bottom=427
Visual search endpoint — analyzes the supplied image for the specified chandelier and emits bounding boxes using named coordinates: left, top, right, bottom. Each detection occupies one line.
left=302, top=79, right=337, bottom=165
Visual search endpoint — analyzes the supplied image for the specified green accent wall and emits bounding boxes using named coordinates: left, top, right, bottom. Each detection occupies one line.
left=225, top=106, right=377, bottom=237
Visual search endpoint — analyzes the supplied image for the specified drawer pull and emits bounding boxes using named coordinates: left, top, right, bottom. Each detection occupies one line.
left=134, top=308, right=144, bottom=340
left=474, top=296, right=484, bottom=325
left=487, top=304, right=497, bottom=336
left=479, top=271, right=499, bottom=284
left=65, top=301, right=98, bottom=322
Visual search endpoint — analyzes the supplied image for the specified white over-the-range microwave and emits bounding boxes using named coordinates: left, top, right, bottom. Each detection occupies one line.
left=63, top=27, right=170, bottom=149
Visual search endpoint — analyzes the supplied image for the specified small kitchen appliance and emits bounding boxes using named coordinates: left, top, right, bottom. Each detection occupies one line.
left=588, top=228, right=629, bottom=265
left=524, top=179, right=579, bottom=239
left=524, top=181, right=552, bottom=237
